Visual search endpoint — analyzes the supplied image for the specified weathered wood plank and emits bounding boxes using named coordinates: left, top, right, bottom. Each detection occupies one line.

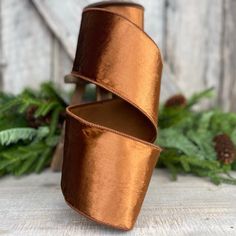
left=134, top=0, right=165, bottom=50
left=0, top=0, right=4, bottom=90
left=164, top=0, right=223, bottom=105
left=0, top=169, right=235, bottom=235
left=219, top=0, right=236, bottom=112
left=31, top=0, right=83, bottom=59
left=3, top=0, right=234, bottom=105
left=1, top=0, right=53, bottom=93
left=31, top=0, right=179, bottom=99
left=50, top=37, right=73, bottom=90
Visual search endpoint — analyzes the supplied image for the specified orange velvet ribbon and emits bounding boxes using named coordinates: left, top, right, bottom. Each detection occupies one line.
left=61, top=2, right=163, bottom=230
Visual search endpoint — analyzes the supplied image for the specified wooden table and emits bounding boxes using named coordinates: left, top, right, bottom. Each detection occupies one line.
left=0, top=169, right=236, bottom=236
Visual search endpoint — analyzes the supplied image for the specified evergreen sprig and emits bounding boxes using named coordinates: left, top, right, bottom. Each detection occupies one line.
left=0, top=82, right=69, bottom=176
left=156, top=89, right=236, bottom=185
left=0, top=128, right=39, bottom=145
left=1, top=82, right=235, bottom=185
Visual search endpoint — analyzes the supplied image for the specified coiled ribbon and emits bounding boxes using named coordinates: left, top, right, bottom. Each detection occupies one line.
left=61, top=2, right=163, bottom=230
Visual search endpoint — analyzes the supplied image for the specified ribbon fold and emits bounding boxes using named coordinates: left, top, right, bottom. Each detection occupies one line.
left=61, top=2, right=163, bottom=230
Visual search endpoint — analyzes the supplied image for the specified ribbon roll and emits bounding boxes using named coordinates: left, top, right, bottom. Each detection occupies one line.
left=61, top=2, right=163, bottom=230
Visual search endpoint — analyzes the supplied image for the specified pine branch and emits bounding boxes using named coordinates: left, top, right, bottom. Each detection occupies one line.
left=0, top=82, right=69, bottom=177
left=0, top=128, right=37, bottom=146
left=187, top=87, right=215, bottom=108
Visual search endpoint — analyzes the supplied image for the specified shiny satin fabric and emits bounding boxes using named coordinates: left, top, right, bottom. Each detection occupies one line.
left=61, top=2, right=163, bottom=230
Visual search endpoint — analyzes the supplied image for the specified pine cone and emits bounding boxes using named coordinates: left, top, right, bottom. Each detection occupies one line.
left=213, top=134, right=236, bottom=164
left=26, top=105, right=37, bottom=128
left=165, top=94, right=187, bottom=108
left=26, top=105, right=50, bottom=128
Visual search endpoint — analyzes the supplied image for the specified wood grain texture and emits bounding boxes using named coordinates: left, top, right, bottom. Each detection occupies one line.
left=0, top=169, right=236, bottom=236
left=219, top=0, right=236, bottom=112
left=31, top=0, right=179, bottom=98
left=0, top=0, right=179, bottom=99
left=0, top=0, right=4, bottom=90
left=31, top=0, right=82, bottom=59
left=164, top=0, right=223, bottom=106
left=1, top=0, right=53, bottom=93
left=1, top=0, right=236, bottom=109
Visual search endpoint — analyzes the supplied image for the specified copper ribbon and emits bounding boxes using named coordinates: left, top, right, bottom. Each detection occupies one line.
left=61, top=2, right=163, bottom=230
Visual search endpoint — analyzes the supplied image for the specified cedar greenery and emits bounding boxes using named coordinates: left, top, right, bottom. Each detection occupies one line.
left=156, top=88, right=236, bottom=185
left=0, top=82, right=236, bottom=185
left=0, top=83, right=68, bottom=176
left=0, top=128, right=37, bottom=146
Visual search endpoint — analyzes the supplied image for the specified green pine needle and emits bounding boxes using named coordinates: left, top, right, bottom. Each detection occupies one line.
left=157, top=88, right=236, bottom=185
left=187, top=87, right=215, bottom=108
left=0, top=128, right=37, bottom=146
left=0, top=82, right=69, bottom=177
